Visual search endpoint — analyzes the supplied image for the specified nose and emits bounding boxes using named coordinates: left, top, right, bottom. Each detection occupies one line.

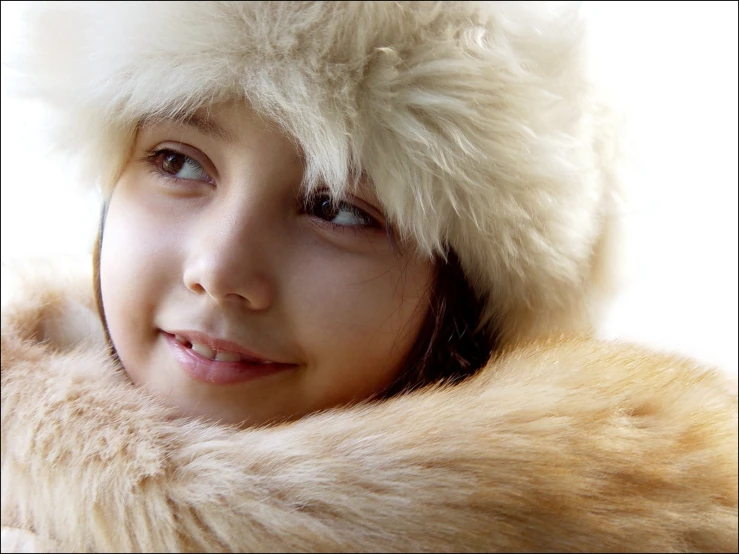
left=182, top=195, right=276, bottom=311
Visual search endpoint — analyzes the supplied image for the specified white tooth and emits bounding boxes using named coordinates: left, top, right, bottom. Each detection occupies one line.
left=174, top=334, right=188, bottom=345
left=191, top=342, right=216, bottom=360
left=214, top=350, right=243, bottom=363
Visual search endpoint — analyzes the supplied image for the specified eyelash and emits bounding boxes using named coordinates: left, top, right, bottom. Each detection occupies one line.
left=301, top=194, right=381, bottom=233
left=141, top=147, right=383, bottom=234
left=142, top=148, right=213, bottom=186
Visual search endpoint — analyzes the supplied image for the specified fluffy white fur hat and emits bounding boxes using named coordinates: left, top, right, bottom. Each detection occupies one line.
left=12, top=1, right=622, bottom=346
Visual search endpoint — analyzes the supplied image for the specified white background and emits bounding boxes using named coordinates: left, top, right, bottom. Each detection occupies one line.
left=1, top=2, right=737, bottom=379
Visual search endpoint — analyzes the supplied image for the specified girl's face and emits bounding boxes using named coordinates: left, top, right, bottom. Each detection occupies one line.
left=100, top=103, right=434, bottom=427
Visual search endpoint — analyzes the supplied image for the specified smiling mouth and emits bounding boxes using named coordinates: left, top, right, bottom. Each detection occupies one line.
left=171, top=334, right=292, bottom=366
left=164, top=332, right=298, bottom=385
left=172, top=334, right=278, bottom=364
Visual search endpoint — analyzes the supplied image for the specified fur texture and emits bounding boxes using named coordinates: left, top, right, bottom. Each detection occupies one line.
left=10, top=1, right=624, bottom=345
left=2, top=261, right=737, bottom=553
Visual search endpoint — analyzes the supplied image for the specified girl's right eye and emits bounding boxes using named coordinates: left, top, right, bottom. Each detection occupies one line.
left=146, top=149, right=213, bottom=184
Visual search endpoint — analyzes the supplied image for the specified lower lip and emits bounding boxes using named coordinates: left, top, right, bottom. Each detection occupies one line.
left=164, top=333, right=297, bottom=385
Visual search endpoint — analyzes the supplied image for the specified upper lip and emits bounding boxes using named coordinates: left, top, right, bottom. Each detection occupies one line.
left=165, top=330, right=293, bottom=365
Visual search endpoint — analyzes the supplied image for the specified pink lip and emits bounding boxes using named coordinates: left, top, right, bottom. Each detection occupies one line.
left=163, top=332, right=297, bottom=385
left=166, top=329, right=290, bottom=363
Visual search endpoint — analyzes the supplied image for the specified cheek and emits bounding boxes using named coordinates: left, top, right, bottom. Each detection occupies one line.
left=291, top=252, right=432, bottom=395
left=99, top=186, right=178, bottom=370
left=101, top=181, right=182, bottom=294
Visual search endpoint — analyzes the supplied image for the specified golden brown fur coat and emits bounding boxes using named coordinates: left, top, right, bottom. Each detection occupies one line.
left=1, top=261, right=737, bottom=552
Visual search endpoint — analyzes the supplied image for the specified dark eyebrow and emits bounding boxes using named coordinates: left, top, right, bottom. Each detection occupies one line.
left=176, top=113, right=236, bottom=143
left=138, top=111, right=236, bottom=143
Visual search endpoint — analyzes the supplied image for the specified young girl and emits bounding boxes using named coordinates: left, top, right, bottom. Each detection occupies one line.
left=2, top=2, right=736, bottom=552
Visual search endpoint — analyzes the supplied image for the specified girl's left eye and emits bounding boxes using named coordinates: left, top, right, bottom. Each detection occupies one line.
left=305, top=195, right=379, bottom=228
left=148, top=149, right=212, bottom=183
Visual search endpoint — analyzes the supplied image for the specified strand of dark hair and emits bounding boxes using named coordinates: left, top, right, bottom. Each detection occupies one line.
left=380, top=249, right=499, bottom=398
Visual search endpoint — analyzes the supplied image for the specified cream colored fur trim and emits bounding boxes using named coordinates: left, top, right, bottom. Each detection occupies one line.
left=2, top=262, right=736, bottom=552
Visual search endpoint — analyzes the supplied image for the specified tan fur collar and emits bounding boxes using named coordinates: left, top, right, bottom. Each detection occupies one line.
left=2, top=260, right=737, bottom=552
